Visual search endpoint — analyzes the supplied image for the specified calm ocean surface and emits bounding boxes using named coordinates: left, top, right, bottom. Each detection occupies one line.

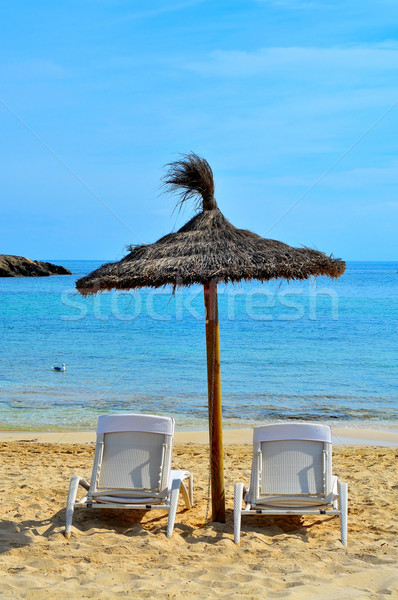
left=0, top=261, right=397, bottom=431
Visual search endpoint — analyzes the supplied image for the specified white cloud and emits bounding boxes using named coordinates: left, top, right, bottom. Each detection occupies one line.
left=111, top=0, right=204, bottom=22
left=322, top=162, right=398, bottom=189
left=179, top=43, right=398, bottom=78
left=0, top=60, right=69, bottom=81
left=254, top=0, right=318, bottom=7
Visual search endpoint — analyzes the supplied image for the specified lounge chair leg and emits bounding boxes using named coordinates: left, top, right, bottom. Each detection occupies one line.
left=189, top=472, right=194, bottom=508
left=65, top=476, right=80, bottom=539
left=234, top=482, right=244, bottom=544
left=339, top=481, right=348, bottom=547
left=65, top=476, right=90, bottom=539
left=167, top=478, right=181, bottom=538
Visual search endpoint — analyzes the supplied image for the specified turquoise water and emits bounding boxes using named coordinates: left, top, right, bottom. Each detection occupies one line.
left=0, top=261, right=397, bottom=431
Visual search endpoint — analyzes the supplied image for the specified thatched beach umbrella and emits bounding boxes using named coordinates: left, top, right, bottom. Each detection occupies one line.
left=76, top=153, right=345, bottom=522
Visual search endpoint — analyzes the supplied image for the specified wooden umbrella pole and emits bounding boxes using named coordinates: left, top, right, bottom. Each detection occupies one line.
left=203, top=280, right=225, bottom=522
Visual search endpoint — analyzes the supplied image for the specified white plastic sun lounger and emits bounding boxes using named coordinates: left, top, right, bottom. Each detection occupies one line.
left=65, top=414, right=193, bottom=539
left=234, top=423, right=348, bottom=546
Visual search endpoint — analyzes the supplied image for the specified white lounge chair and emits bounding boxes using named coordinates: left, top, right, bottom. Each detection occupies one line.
left=234, top=423, right=348, bottom=546
left=65, top=414, right=193, bottom=539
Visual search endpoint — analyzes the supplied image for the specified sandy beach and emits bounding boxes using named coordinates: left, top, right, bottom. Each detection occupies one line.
left=0, top=433, right=397, bottom=599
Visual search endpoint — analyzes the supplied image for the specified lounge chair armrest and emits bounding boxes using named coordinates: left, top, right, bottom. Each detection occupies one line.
left=238, top=483, right=248, bottom=498
left=169, top=470, right=193, bottom=509
left=234, top=482, right=246, bottom=508
left=78, top=478, right=90, bottom=491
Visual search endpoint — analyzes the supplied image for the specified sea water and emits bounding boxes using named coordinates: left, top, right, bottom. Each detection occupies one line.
left=0, top=261, right=397, bottom=431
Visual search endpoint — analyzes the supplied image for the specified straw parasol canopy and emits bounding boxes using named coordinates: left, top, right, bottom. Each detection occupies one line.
left=76, top=156, right=344, bottom=293
left=76, top=153, right=346, bottom=522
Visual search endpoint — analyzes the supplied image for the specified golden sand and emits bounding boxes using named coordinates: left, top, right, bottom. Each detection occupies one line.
left=0, top=442, right=397, bottom=599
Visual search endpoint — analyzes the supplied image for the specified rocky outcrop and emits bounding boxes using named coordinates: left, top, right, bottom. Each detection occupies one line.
left=0, top=255, right=72, bottom=277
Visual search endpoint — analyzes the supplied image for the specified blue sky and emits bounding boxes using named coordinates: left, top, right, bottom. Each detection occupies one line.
left=1, top=0, right=397, bottom=261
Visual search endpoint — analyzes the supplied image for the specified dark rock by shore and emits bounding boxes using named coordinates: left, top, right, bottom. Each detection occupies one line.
left=0, top=255, right=72, bottom=277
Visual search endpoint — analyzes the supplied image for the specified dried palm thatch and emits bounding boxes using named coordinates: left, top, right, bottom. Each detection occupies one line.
left=76, top=153, right=345, bottom=294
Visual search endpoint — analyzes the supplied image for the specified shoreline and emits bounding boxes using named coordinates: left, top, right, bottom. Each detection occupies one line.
left=1, top=425, right=398, bottom=446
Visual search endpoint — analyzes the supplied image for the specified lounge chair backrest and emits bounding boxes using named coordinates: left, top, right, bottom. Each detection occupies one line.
left=89, top=414, right=174, bottom=496
left=251, top=424, right=333, bottom=503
